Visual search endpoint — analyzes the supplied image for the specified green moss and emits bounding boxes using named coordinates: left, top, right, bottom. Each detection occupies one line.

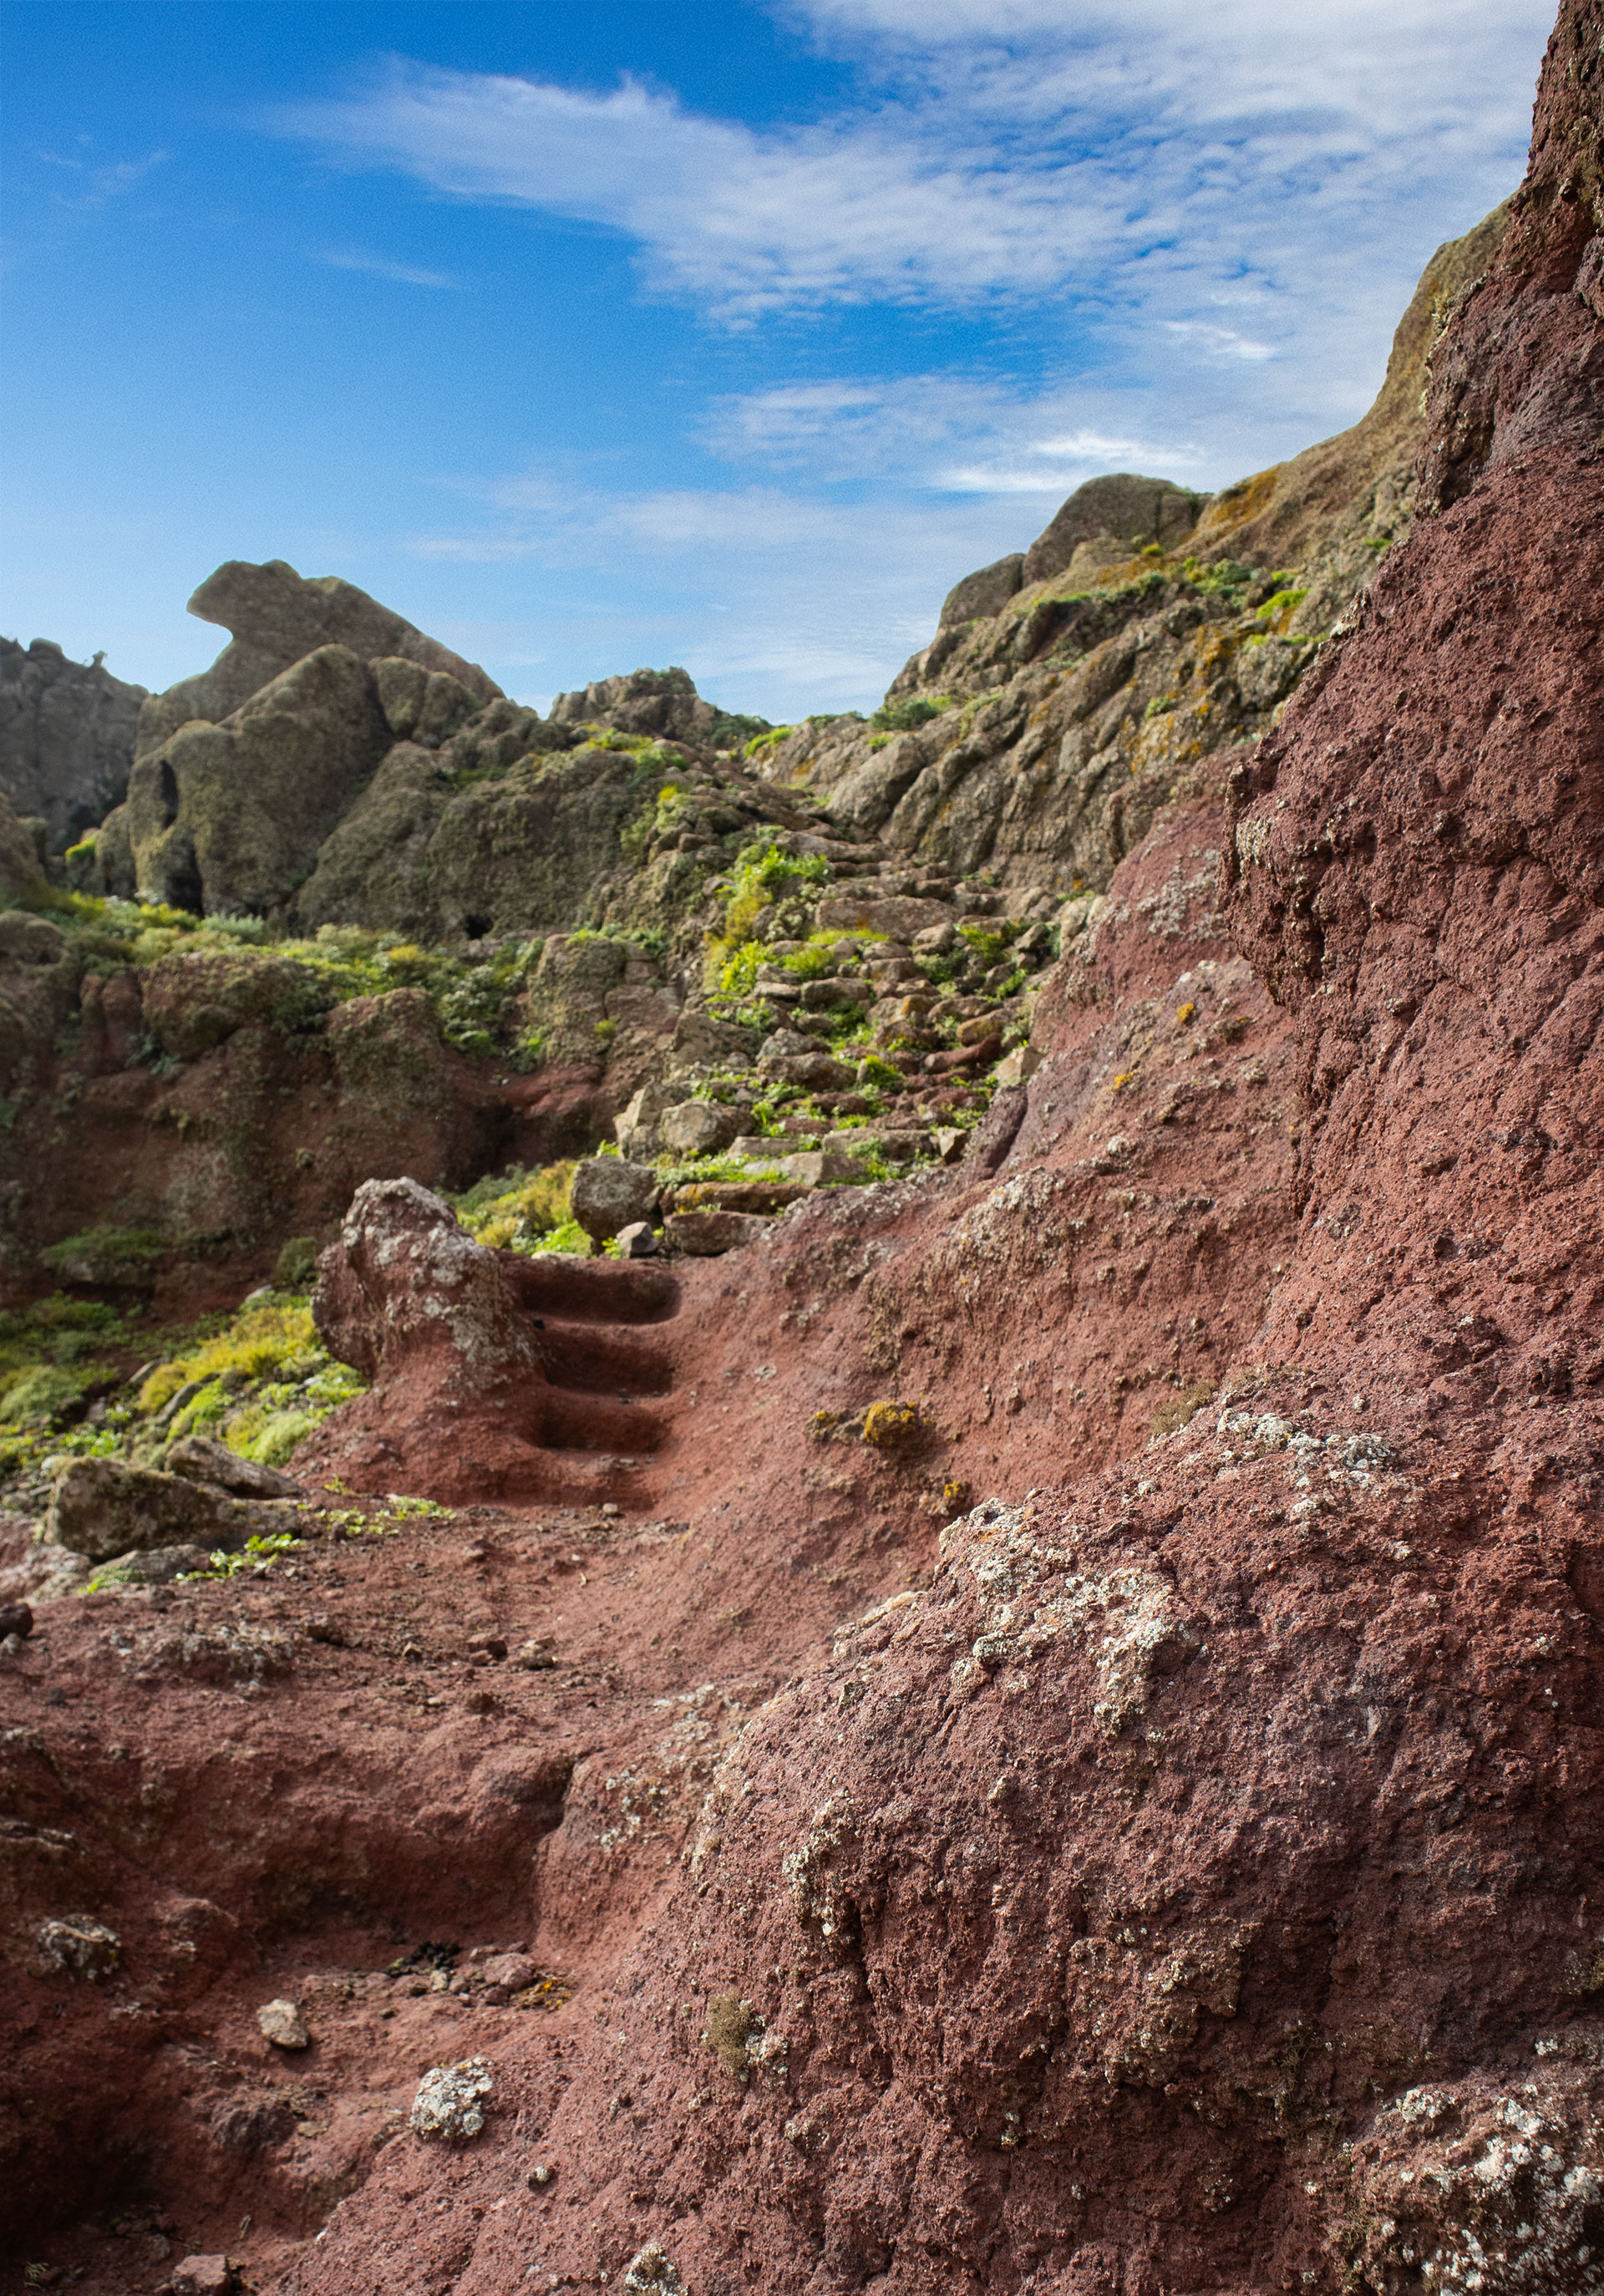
left=742, top=725, right=794, bottom=760
left=138, top=1301, right=321, bottom=1412
left=42, top=1226, right=168, bottom=1286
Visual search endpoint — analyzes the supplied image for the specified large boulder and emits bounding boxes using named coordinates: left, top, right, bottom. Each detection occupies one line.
left=938, top=554, right=1026, bottom=628
left=111, top=645, right=392, bottom=916
left=570, top=1157, right=660, bottom=1245
left=549, top=666, right=767, bottom=751
left=0, top=637, right=145, bottom=849
left=312, top=1176, right=546, bottom=1391
left=135, top=559, right=501, bottom=758
left=45, top=1457, right=254, bottom=1562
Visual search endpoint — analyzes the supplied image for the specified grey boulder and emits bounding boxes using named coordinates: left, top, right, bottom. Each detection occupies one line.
left=570, top=1157, right=660, bottom=1246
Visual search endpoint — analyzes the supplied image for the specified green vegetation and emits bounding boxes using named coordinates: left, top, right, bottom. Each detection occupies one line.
left=869, top=695, right=951, bottom=736
left=0, top=1279, right=373, bottom=1491
left=1181, top=556, right=1258, bottom=596
left=742, top=725, right=794, bottom=760
left=711, top=833, right=834, bottom=963
left=1256, top=587, right=1309, bottom=621
left=451, top=1162, right=581, bottom=1253
left=38, top=892, right=555, bottom=1064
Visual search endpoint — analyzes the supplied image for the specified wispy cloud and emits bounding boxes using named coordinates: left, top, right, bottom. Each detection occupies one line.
left=37, top=145, right=169, bottom=211
left=705, top=373, right=1206, bottom=492
left=397, top=465, right=1048, bottom=712
left=321, top=247, right=462, bottom=288
left=271, top=3, right=1545, bottom=330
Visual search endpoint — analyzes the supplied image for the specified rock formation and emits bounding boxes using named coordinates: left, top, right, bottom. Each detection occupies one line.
left=0, top=8, right=1600, bottom=2291
left=0, top=636, right=146, bottom=852
left=748, top=203, right=1510, bottom=895
left=132, top=557, right=501, bottom=759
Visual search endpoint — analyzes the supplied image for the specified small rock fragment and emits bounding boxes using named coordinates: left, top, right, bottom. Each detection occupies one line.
left=171, top=2259, right=237, bottom=2296
left=659, top=1100, right=743, bottom=1156
left=256, top=1997, right=311, bottom=2050
left=480, top=1951, right=540, bottom=1993
left=779, top=1150, right=868, bottom=1187
left=614, top=1220, right=659, bottom=1258
left=622, top=2239, right=684, bottom=2291
left=527, top=2161, right=555, bottom=2187
left=38, top=1917, right=121, bottom=1980
left=664, top=1208, right=773, bottom=1256
left=931, top=1127, right=967, bottom=1163
left=0, top=1601, right=33, bottom=1640
left=514, top=1638, right=556, bottom=1669
left=410, top=2055, right=493, bottom=2141
left=165, top=1435, right=307, bottom=1500
left=993, top=1043, right=1041, bottom=1087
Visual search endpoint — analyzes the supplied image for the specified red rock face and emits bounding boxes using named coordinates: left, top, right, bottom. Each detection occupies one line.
left=3, top=9, right=1601, bottom=2291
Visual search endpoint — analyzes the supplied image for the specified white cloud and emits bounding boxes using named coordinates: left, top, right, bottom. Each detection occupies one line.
left=321, top=247, right=462, bottom=288
left=397, top=465, right=1053, bottom=714
left=1163, top=321, right=1277, bottom=363
left=271, top=0, right=1546, bottom=378
left=705, top=373, right=1208, bottom=492
left=37, top=145, right=169, bottom=211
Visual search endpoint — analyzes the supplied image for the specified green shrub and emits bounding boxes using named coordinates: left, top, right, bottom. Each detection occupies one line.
left=0, top=1364, right=87, bottom=1426
left=869, top=695, right=949, bottom=735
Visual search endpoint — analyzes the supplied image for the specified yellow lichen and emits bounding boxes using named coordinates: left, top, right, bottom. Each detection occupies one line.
left=861, top=1399, right=926, bottom=1450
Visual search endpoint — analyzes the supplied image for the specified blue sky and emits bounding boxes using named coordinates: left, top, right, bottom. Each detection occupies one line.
left=1, top=0, right=1554, bottom=720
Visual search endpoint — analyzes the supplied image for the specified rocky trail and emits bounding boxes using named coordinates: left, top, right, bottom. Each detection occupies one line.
left=0, top=6, right=1601, bottom=2290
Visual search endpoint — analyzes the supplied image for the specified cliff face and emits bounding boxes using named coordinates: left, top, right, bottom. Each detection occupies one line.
left=0, top=637, right=146, bottom=852
left=0, top=10, right=1600, bottom=2294
left=748, top=204, right=1510, bottom=898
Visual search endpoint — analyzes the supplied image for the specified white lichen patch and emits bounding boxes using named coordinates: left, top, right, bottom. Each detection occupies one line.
left=603, top=1684, right=755, bottom=1859
left=1350, top=2075, right=1604, bottom=2293
left=38, top=1916, right=121, bottom=1980
left=782, top=1793, right=861, bottom=1949
left=409, top=2056, right=493, bottom=2141
left=940, top=1498, right=1195, bottom=1733
left=622, top=2239, right=683, bottom=2291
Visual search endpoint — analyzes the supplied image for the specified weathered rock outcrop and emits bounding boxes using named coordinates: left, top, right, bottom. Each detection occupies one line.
left=0, top=637, right=146, bottom=851
left=1021, top=470, right=1208, bottom=586
left=134, top=558, right=500, bottom=759
left=550, top=665, right=769, bottom=754
left=104, top=645, right=393, bottom=917
left=753, top=204, right=1510, bottom=899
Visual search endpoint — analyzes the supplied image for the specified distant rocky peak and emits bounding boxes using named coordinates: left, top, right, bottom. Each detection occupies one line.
left=135, top=558, right=503, bottom=760
left=550, top=665, right=769, bottom=754
left=1021, top=472, right=1209, bottom=587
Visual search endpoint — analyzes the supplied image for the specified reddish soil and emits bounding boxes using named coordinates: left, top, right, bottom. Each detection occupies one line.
left=2, top=8, right=1601, bottom=2292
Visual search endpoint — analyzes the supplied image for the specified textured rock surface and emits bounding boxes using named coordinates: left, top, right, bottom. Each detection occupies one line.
left=1021, top=470, right=1208, bottom=585
left=110, top=645, right=393, bottom=917
left=0, top=635, right=146, bottom=850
